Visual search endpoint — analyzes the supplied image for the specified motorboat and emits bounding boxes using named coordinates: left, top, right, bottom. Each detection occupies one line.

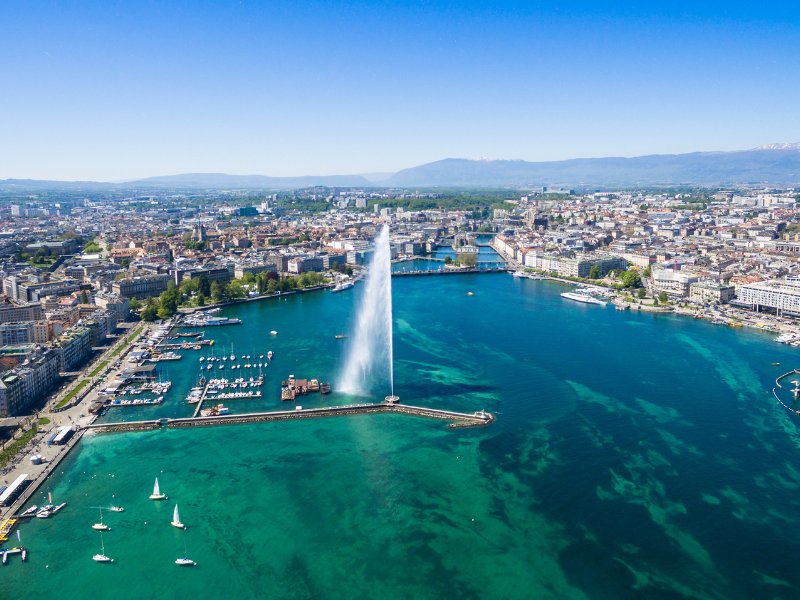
left=176, top=557, right=196, bottom=566
left=108, top=506, right=123, bottom=512
left=267, top=351, right=273, bottom=360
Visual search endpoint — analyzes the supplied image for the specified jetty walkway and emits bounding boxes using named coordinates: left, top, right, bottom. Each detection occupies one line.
left=85, top=402, right=494, bottom=433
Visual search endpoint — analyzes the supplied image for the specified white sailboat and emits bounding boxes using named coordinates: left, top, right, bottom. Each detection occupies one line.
left=92, top=508, right=110, bottom=531
left=175, top=541, right=196, bottom=566
left=171, top=504, right=186, bottom=529
left=149, top=477, right=167, bottom=500
left=93, top=533, right=114, bottom=562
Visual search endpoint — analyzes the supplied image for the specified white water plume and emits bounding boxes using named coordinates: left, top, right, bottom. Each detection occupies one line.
left=339, top=224, right=394, bottom=396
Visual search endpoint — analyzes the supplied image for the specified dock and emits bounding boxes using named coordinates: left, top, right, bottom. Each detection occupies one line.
left=86, top=399, right=494, bottom=433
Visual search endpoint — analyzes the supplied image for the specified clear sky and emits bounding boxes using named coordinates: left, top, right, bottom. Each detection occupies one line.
left=1, top=1, right=799, bottom=181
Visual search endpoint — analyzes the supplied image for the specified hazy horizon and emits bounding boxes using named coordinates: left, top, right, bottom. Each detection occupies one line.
left=2, top=1, right=799, bottom=181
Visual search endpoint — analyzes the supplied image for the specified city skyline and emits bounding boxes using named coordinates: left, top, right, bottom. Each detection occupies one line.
left=2, top=1, right=799, bottom=181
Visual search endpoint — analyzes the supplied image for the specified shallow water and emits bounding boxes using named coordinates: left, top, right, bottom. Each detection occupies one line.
left=7, top=274, right=800, bottom=599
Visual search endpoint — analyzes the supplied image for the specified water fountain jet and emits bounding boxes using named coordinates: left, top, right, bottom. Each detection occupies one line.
left=339, top=224, right=394, bottom=396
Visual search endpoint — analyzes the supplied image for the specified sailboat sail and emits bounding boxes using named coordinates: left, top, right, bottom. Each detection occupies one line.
left=173, top=504, right=180, bottom=523
left=153, top=478, right=160, bottom=496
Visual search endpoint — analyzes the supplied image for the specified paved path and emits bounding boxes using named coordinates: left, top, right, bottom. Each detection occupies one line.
left=0, top=322, right=154, bottom=519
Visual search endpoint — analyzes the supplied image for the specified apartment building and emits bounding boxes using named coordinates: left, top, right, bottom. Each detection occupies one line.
left=112, top=273, right=172, bottom=298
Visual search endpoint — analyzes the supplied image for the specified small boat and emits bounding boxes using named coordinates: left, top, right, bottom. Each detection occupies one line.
left=93, top=534, right=113, bottom=563
left=92, top=509, right=110, bottom=531
left=772, top=363, right=781, bottom=366
left=108, top=506, right=123, bottom=512
left=176, top=541, right=196, bottom=565
left=468, top=292, right=474, bottom=296
left=36, top=510, right=51, bottom=519
left=334, top=333, right=347, bottom=339
left=149, top=477, right=167, bottom=500
left=19, top=506, right=38, bottom=518
left=259, top=355, right=264, bottom=359
left=267, top=351, right=273, bottom=360
left=51, top=503, right=67, bottom=514
left=171, top=504, right=186, bottom=529
left=270, top=331, right=277, bottom=335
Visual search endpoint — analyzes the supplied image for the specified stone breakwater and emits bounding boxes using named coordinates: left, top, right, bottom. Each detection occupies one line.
left=85, top=403, right=494, bottom=433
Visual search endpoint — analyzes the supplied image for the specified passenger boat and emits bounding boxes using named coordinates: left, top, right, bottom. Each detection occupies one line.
left=331, top=281, right=354, bottom=293
left=93, top=534, right=113, bottom=563
left=171, top=504, right=186, bottom=529
left=561, top=291, right=607, bottom=306
left=149, top=477, right=167, bottom=500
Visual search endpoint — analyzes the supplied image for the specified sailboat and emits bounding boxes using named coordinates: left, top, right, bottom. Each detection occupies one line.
left=92, top=509, right=110, bottom=531
left=267, top=351, right=273, bottom=360
left=171, top=504, right=186, bottom=529
left=93, top=533, right=114, bottom=562
left=175, top=541, right=196, bottom=566
left=149, top=477, right=167, bottom=500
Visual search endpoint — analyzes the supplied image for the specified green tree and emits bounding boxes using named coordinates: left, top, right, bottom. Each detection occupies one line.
left=140, top=305, right=157, bottom=321
left=210, top=281, right=223, bottom=303
left=242, top=272, right=255, bottom=285
left=80, top=290, right=89, bottom=304
left=197, top=294, right=206, bottom=307
left=658, top=292, right=668, bottom=303
left=266, top=279, right=277, bottom=294
left=84, top=243, right=101, bottom=253
left=197, top=274, right=211, bottom=297
left=637, top=288, right=646, bottom=299
left=458, top=253, right=477, bottom=267
left=120, top=258, right=130, bottom=268
left=129, top=297, right=141, bottom=311
left=444, top=256, right=453, bottom=265
left=588, top=265, right=601, bottom=279
left=621, top=270, right=642, bottom=288
left=642, top=266, right=652, bottom=278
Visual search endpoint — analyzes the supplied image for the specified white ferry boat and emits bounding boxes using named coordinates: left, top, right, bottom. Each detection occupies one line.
left=561, top=292, right=607, bottom=306
left=331, top=282, right=354, bottom=293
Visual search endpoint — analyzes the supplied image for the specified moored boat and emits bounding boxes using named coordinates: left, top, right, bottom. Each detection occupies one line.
left=171, top=504, right=186, bottom=529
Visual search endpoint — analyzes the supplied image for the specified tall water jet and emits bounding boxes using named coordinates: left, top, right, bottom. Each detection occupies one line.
left=339, top=224, right=394, bottom=396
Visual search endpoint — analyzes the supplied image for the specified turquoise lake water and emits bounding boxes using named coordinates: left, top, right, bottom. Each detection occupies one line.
left=6, top=273, right=800, bottom=599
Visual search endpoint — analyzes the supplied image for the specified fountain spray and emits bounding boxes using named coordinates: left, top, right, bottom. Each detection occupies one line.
left=340, top=224, right=394, bottom=396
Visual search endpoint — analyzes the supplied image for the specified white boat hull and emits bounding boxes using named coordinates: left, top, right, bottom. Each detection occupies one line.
left=92, top=524, right=110, bottom=531
left=171, top=521, right=186, bottom=529
left=176, top=558, right=196, bottom=565
left=93, top=555, right=113, bottom=562
left=150, top=494, right=167, bottom=500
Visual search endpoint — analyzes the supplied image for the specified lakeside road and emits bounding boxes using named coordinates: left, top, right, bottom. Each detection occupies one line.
left=0, top=322, right=152, bottom=519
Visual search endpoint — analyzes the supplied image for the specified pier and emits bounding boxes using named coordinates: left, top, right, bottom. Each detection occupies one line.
left=86, top=401, right=494, bottom=433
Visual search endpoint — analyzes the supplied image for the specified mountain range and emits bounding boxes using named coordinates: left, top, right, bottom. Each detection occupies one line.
left=2, top=144, right=799, bottom=191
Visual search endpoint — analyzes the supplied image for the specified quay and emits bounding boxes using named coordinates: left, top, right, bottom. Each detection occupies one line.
left=87, top=400, right=494, bottom=433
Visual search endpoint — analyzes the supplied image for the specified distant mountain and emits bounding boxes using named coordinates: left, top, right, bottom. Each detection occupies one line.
left=3, top=144, right=800, bottom=191
left=384, top=146, right=800, bottom=187
left=124, top=172, right=372, bottom=189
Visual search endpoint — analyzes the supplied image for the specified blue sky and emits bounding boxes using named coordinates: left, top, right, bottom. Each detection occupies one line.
left=1, top=1, right=799, bottom=181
